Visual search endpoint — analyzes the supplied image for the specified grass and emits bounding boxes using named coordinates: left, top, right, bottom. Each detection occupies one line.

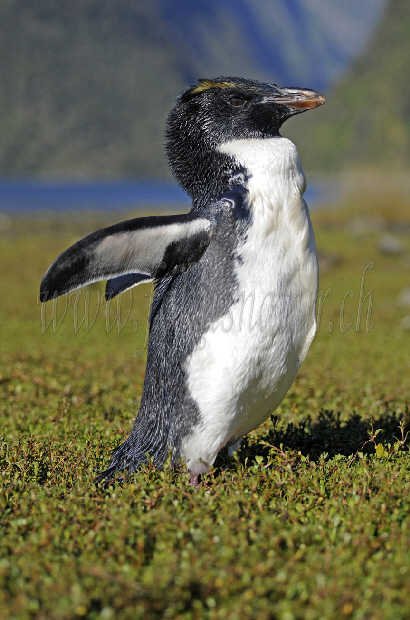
left=1, top=199, right=410, bottom=619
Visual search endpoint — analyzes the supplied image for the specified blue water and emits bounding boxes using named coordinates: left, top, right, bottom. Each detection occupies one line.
left=0, top=180, right=191, bottom=213
left=0, top=179, right=331, bottom=213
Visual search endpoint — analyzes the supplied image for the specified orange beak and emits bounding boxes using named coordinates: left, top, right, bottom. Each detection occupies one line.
left=266, top=87, right=325, bottom=110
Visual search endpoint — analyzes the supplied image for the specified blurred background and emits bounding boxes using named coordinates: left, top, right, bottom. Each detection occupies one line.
left=1, top=0, right=409, bottom=212
left=1, top=5, right=410, bottom=616
left=0, top=0, right=409, bottom=393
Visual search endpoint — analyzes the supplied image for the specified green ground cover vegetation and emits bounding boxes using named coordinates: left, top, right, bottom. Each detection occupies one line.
left=0, top=198, right=409, bottom=619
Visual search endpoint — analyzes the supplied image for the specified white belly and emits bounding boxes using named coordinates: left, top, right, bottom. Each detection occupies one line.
left=182, top=137, right=318, bottom=474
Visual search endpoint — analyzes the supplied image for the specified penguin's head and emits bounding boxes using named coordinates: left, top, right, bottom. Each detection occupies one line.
left=165, top=77, right=325, bottom=204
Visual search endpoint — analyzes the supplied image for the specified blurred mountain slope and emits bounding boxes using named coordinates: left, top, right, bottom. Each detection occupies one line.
left=0, top=0, right=385, bottom=178
left=285, top=0, right=410, bottom=173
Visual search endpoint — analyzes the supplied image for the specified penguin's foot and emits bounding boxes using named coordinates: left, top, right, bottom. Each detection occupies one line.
left=189, top=471, right=199, bottom=486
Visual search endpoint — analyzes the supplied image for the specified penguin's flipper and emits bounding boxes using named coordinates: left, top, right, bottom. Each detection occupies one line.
left=40, top=213, right=213, bottom=301
left=105, top=273, right=151, bottom=300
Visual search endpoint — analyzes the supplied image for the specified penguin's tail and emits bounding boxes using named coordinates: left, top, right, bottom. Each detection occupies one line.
left=95, top=432, right=173, bottom=487
left=94, top=442, right=149, bottom=487
left=94, top=464, right=119, bottom=487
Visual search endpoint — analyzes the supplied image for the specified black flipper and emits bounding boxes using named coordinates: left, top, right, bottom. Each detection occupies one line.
left=40, top=213, right=214, bottom=302
left=105, top=273, right=151, bottom=300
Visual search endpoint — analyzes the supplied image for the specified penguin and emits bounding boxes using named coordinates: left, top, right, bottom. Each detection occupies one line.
left=40, top=77, right=325, bottom=485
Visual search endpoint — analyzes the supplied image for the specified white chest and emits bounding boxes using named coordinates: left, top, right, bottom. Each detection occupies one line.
left=183, top=137, right=318, bottom=474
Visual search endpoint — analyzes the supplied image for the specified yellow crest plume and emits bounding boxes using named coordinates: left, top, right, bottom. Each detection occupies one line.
left=189, top=80, right=237, bottom=95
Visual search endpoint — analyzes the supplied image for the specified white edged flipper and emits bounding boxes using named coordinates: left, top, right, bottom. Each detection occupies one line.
left=40, top=214, right=213, bottom=302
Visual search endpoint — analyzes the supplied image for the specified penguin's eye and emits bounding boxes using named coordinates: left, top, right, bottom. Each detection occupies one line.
left=229, top=96, right=247, bottom=107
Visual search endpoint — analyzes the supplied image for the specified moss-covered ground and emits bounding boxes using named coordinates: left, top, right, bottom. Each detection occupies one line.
left=1, top=199, right=409, bottom=619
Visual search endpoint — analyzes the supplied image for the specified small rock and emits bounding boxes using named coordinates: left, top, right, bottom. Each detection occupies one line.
left=398, top=288, right=410, bottom=307
left=346, top=215, right=385, bottom=236
left=400, top=315, right=410, bottom=330
left=379, top=234, right=404, bottom=255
